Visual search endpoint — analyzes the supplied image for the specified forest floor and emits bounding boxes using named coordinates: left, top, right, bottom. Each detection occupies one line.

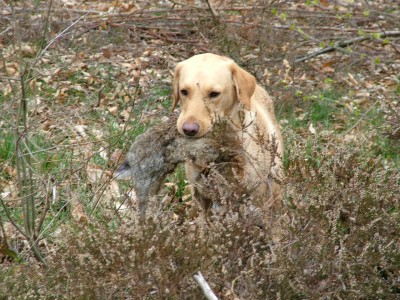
left=0, top=1, right=399, bottom=299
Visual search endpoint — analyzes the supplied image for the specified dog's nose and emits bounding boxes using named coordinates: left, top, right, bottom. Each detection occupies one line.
left=182, top=122, right=200, bottom=136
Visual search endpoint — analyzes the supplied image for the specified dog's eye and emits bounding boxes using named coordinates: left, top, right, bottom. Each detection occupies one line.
left=180, top=89, right=188, bottom=96
left=209, top=91, right=220, bottom=98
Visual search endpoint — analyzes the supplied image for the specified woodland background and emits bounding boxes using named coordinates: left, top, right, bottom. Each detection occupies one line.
left=0, top=0, right=399, bottom=299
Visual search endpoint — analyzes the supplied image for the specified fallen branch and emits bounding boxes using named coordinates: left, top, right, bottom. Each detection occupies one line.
left=193, top=272, right=218, bottom=300
left=108, top=22, right=200, bottom=43
left=295, top=30, right=400, bottom=63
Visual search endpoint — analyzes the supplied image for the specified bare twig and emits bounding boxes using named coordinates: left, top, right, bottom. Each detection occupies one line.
left=35, top=179, right=52, bottom=238
left=193, top=272, right=218, bottom=300
left=34, top=13, right=89, bottom=67
left=38, top=0, right=53, bottom=53
left=205, top=0, right=218, bottom=19
left=0, top=197, right=29, bottom=240
left=0, top=26, right=12, bottom=36
left=342, top=99, right=380, bottom=136
left=0, top=48, right=17, bottom=94
left=295, top=31, right=400, bottom=63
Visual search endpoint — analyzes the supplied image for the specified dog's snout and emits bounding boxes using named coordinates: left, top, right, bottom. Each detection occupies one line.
left=182, top=122, right=200, bottom=136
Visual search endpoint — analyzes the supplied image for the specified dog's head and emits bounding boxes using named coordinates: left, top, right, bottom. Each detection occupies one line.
left=171, top=53, right=256, bottom=138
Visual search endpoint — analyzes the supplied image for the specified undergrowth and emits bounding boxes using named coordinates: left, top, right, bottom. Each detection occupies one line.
left=1, top=126, right=399, bottom=299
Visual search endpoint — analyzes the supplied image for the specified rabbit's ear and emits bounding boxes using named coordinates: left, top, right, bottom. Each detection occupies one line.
left=114, top=161, right=132, bottom=180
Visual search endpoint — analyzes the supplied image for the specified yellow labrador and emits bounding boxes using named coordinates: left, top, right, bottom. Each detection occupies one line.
left=172, top=53, right=284, bottom=211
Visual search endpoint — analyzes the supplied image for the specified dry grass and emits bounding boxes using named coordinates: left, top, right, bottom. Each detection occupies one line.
left=1, top=131, right=399, bottom=299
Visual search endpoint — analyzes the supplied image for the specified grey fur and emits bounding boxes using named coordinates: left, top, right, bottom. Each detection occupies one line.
left=115, top=114, right=236, bottom=215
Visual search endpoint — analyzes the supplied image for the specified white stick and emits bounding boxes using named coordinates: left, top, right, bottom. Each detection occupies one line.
left=193, top=272, right=218, bottom=300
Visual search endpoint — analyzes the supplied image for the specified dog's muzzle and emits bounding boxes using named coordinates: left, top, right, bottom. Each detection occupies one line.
left=182, top=121, right=200, bottom=136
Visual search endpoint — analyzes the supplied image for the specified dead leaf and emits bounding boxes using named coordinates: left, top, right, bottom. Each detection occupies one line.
left=5, top=62, right=19, bottom=76
left=73, top=124, right=88, bottom=138
left=55, top=88, right=67, bottom=104
left=107, top=105, right=119, bottom=116
left=41, top=120, right=52, bottom=131
left=308, top=123, right=316, bottom=135
left=102, top=48, right=113, bottom=58
left=0, top=182, right=18, bottom=205
left=21, top=44, right=36, bottom=57
left=321, top=60, right=335, bottom=73
left=109, top=148, right=125, bottom=166
left=344, top=134, right=357, bottom=143
left=320, top=0, right=330, bottom=6
left=120, top=109, right=131, bottom=122
left=70, top=197, right=88, bottom=224
left=333, top=124, right=345, bottom=131
left=98, top=146, right=108, bottom=161
left=296, top=113, right=306, bottom=121
left=142, top=49, right=153, bottom=57
left=347, top=73, right=358, bottom=86
left=354, top=91, right=370, bottom=105
left=86, top=165, right=108, bottom=184
left=115, top=201, right=128, bottom=211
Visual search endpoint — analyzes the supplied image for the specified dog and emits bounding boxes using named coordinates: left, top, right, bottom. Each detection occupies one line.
left=171, top=53, right=284, bottom=213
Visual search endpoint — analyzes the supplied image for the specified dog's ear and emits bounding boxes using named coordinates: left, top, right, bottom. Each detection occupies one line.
left=171, top=62, right=182, bottom=111
left=231, top=63, right=256, bottom=110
